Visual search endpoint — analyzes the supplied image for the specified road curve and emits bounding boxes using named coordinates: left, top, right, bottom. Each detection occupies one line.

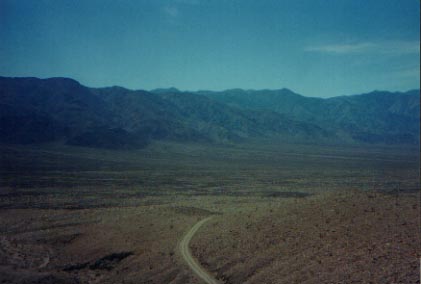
left=180, top=216, right=221, bottom=284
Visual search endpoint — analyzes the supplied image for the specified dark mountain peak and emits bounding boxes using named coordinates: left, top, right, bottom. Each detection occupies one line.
left=0, top=76, right=83, bottom=94
left=224, top=88, right=247, bottom=92
left=41, top=77, right=86, bottom=94
left=104, top=85, right=130, bottom=92
left=0, top=76, right=40, bottom=82
left=267, top=88, right=307, bottom=98
left=151, top=87, right=180, bottom=94
left=402, top=89, right=420, bottom=96
left=347, top=89, right=420, bottom=98
left=217, top=88, right=304, bottom=98
left=92, top=85, right=131, bottom=97
left=275, top=87, right=297, bottom=94
left=365, top=90, right=400, bottom=97
left=44, top=77, right=80, bottom=85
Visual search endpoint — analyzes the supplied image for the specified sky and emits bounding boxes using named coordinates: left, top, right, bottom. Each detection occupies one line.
left=0, top=0, right=419, bottom=97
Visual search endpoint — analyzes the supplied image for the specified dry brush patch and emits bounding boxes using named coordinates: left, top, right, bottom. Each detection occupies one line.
left=0, top=142, right=419, bottom=283
left=191, top=192, right=420, bottom=284
left=0, top=205, right=214, bottom=284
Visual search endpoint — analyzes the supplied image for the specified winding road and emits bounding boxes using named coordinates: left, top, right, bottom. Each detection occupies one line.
left=179, top=216, right=221, bottom=284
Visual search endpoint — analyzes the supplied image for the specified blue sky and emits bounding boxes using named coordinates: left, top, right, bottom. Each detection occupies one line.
left=0, top=0, right=419, bottom=97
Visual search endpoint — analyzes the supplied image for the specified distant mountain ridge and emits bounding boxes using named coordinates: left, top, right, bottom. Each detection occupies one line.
left=0, top=76, right=419, bottom=148
left=198, top=88, right=420, bottom=144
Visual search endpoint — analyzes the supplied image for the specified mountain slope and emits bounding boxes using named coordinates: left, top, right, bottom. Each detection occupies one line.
left=198, top=88, right=325, bottom=121
left=0, top=77, right=115, bottom=131
left=0, top=77, right=140, bottom=148
left=95, top=88, right=330, bottom=143
left=0, top=76, right=418, bottom=147
left=200, top=88, right=420, bottom=144
left=322, top=90, right=419, bottom=144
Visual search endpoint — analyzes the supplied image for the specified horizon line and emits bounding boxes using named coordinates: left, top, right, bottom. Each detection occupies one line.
left=0, top=75, right=419, bottom=99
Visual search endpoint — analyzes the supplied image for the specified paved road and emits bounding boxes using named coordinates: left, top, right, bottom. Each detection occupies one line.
left=180, top=216, right=221, bottom=284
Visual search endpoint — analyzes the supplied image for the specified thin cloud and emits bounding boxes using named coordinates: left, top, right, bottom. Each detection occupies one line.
left=381, top=41, right=420, bottom=54
left=305, top=43, right=375, bottom=54
left=305, top=40, right=420, bottom=55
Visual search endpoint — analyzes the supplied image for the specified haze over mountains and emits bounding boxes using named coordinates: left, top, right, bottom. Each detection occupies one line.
left=0, top=76, right=419, bottom=149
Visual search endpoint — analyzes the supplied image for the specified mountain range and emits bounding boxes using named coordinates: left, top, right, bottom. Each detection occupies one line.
left=0, top=76, right=419, bottom=149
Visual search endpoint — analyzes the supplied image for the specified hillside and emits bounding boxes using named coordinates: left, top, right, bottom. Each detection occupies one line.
left=200, top=88, right=420, bottom=144
left=0, top=77, right=419, bottom=148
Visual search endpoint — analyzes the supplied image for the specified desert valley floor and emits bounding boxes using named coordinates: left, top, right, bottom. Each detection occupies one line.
left=0, top=141, right=420, bottom=284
